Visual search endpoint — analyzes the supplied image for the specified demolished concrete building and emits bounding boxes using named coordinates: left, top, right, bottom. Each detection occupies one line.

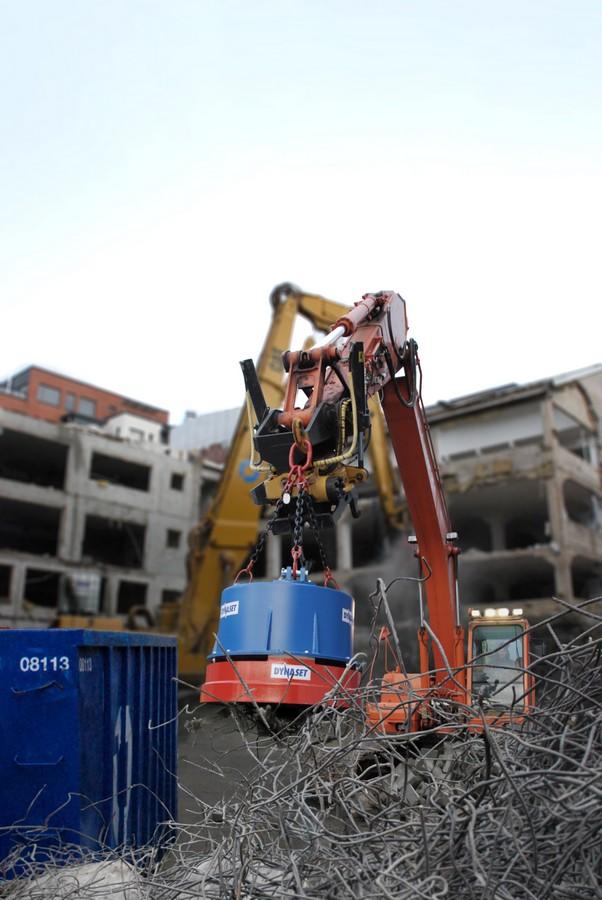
left=175, top=366, right=602, bottom=626
left=0, top=368, right=210, bottom=626
left=1, top=361, right=600, bottom=635
left=426, top=364, right=602, bottom=624
left=337, top=364, right=602, bottom=665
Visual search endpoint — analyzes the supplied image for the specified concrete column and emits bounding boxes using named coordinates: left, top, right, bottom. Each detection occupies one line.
left=553, top=556, right=573, bottom=603
left=146, top=579, right=161, bottom=613
left=59, top=431, right=93, bottom=561
left=543, top=477, right=574, bottom=600
left=103, top=575, right=119, bottom=615
left=336, top=509, right=353, bottom=572
left=545, top=478, right=567, bottom=548
left=266, top=531, right=282, bottom=579
left=59, top=500, right=87, bottom=562
left=488, top=516, right=506, bottom=552
left=57, top=496, right=80, bottom=561
left=10, top=562, right=25, bottom=613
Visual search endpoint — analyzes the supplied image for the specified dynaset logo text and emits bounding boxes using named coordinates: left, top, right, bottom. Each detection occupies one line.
left=270, top=663, right=311, bottom=681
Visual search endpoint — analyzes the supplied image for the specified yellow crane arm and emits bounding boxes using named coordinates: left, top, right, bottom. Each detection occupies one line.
left=367, top=395, right=404, bottom=530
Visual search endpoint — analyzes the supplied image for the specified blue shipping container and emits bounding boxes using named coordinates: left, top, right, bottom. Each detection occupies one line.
left=0, top=629, right=178, bottom=874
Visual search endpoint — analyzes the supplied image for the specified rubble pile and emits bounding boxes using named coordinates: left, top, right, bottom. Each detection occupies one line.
left=4, top=599, right=602, bottom=899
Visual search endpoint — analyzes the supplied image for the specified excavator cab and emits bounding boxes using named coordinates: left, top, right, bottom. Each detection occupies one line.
left=466, top=609, right=534, bottom=716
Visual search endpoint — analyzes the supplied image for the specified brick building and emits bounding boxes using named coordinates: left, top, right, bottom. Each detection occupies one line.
left=0, top=366, right=168, bottom=428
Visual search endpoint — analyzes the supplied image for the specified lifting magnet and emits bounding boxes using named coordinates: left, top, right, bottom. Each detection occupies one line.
left=201, top=568, right=361, bottom=706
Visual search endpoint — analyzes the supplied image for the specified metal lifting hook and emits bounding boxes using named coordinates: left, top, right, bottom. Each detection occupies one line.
left=289, top=420, right=313, bottom=471
left=282, top=428, right=313, bottom=505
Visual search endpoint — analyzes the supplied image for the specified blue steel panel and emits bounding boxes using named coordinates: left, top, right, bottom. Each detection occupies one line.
left=0, top=630, right=177, bottom=876
left=210, top=578, right=355, bottom=663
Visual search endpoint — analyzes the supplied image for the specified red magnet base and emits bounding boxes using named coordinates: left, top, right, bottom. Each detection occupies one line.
left=201, top=656, right=361, bottom=707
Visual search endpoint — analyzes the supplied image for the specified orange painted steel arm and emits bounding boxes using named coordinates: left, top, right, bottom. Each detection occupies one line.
left=382, top=378, right=465, bottom=682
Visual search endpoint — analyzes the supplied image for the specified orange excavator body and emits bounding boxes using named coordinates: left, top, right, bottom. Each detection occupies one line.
left=205, top=288, right=533, bottom=730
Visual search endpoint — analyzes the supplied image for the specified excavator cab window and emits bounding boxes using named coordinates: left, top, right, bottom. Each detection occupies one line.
left=469, top=623, right=525, bottom=708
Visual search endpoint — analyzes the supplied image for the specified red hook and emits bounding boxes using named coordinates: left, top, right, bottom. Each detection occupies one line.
left=234, top=562, right=254, bottom=583
left=323, top=567, right=340, bottom=589
left=290, top=545, right=303, bottom=579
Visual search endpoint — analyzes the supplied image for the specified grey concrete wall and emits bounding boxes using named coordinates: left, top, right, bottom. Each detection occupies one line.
left=0, top=408, right=205, bottom=622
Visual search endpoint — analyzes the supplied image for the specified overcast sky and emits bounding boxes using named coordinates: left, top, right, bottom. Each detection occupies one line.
left=2, top=1, right=601, bottom=422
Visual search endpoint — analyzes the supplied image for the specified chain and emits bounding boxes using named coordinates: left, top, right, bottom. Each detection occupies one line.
left=305, top=493, right=339, bottom=588
left=290, top=484, right=308, bottom=578
left=234, top=433, right=338, bottom=587
left=234, top=498, right=285, bottom=583
left=292, top=489, right=305, bottom=549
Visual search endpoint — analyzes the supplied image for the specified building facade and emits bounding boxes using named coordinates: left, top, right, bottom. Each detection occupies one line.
left=428, top=365, right=602, bottom=624
left=0, top=366, right=168, bottom=428
left=0, top=405, right=204, bottom=627
left=3, top=360, right=599, bottom=639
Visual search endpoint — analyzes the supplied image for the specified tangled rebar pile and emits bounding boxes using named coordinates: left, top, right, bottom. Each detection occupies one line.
left=3, top=597, right=602, bottom=899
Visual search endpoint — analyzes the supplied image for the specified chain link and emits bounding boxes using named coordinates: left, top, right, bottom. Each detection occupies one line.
left=292, top=488, right=305, bottom=550
left=290, top=483, right=309, bottom=577
left=305, top=492, right=339, bottom=588
left=234, top=498, right=285, bottom=582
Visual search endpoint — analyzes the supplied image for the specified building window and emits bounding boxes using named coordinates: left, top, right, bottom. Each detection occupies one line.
left=82, top=515, right=146, bottom=568
left=170, top=473, right=184, bottom=490
left=65, top=392, right=76, bottom=411
left=24, top=567, right=61, bottom=608
left=0, top=564, right=11, bottom=603
left=129, top=428, right=145, bottom=441
left=116, top=580, right=148, bottom=614
left=166, top=529, right=181, bottom=548
left=37, top=384, right=61, bottom=406
left=78, top=397, right=97, bottom=418
left=89, top=452, right=151, bottom=491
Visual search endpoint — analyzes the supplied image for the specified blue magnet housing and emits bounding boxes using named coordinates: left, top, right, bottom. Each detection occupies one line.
left=210, top=568, right=355, bottom=663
